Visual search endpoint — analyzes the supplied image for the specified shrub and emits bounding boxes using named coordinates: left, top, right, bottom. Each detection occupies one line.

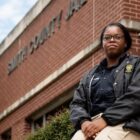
left=27, top=109, right=74, bottom=140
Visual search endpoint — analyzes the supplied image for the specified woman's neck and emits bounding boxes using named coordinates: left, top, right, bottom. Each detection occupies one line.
left=107, top=58, right=119, bottom=68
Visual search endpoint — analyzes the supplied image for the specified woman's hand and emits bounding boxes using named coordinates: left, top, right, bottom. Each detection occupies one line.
left=81, top=117, right=107, bottom=139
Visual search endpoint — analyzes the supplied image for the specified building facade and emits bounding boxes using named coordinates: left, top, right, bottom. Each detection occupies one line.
left=0, top=0, right=140, bottom=139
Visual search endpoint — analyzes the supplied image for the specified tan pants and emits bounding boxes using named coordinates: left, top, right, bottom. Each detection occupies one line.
left=71, top=124, right=140, bottom=140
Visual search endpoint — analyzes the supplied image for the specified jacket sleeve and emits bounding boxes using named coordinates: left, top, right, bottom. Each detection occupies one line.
left=70, top=73, right=91, bottom=130
left=102, top=60, right=140, bottom=126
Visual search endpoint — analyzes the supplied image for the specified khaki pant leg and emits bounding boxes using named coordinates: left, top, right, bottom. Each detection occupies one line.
left=123, top=130, right=140, bottom=140
left=71, top=130, right=86, bottom=140
left=95, top=124, right=140, bottom=140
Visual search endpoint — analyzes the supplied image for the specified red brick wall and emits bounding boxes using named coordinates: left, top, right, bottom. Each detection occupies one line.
left=122, top=0, right=140, bottom=21
left=0, top=0, right=140, bottom=139
left=130, top=31, right=140, bottom=55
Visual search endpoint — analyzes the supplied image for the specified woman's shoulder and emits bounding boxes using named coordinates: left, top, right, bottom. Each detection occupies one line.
left=127, top=53, right=140, bottom=63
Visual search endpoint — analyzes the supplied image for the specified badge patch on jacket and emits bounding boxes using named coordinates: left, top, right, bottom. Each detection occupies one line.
left=125, top=64, right=133, bottom=73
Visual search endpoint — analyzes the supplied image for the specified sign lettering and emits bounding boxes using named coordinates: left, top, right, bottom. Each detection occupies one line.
left=8, top=0, right=87, bottom=74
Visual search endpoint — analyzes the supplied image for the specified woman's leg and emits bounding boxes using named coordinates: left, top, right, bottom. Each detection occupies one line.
left=95, top=124, right=140, bottom=140
left=123, top=130, right=140, bottom=140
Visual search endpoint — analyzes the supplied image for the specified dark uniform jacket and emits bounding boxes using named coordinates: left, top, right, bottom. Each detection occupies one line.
left=70, top=54, right=140, bottom=133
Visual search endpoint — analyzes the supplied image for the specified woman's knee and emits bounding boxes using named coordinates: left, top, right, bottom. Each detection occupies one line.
left=71, top=130, right=86, bottom=140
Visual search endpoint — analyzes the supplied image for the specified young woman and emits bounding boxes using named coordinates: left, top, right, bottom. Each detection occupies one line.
left=70, top=23, right=140, bottom=140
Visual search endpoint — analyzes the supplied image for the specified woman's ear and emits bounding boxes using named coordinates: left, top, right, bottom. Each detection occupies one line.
left=124, top=44, right=127, bottom=49
left=124, top=44, right=128, bottom=51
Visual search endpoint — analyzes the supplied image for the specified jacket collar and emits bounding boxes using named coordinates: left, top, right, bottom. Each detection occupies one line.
left=100, top=53, right=128, bottom=70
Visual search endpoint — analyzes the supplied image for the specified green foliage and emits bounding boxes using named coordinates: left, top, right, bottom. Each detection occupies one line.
left=27, top=109, right=74, bottom=140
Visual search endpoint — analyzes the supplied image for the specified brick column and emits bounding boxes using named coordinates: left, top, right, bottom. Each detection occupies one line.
left=12, top=119, right=31, bottom=140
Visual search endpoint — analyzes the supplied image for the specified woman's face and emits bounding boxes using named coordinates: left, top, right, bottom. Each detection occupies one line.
left=102, top=26, right=126, bottom=59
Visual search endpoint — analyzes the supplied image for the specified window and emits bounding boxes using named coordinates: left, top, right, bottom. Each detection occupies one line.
left=32, top=115, right=46, bottom=131
left=1, top=129, right=11, bottom=140
left=29, top=87, right=76, bottom=132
